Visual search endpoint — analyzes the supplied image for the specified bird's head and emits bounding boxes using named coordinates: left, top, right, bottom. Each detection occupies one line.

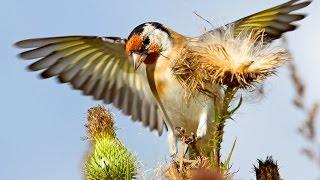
left=125, top=22, right=172, bottom=70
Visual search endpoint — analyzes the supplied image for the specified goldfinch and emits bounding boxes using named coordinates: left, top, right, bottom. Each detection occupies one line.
left=16, top=0, right=311, bottom=155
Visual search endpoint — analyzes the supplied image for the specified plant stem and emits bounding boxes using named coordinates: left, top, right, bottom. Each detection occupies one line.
left=213, top=86, right=238, bottom=169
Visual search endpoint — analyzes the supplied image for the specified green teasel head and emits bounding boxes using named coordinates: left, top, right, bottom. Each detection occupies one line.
left=84, top=136, right=138, bottom=180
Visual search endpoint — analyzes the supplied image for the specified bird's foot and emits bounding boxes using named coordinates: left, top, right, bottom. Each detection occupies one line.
left=175, top=127, right=201, bottom=146
left=175, top=127, right=186, bottom=138
left=175, top=127, right=202, bottom=158
left=175, top=127, right=201, bottom=144
left=184, top=132, right=200, bottom=145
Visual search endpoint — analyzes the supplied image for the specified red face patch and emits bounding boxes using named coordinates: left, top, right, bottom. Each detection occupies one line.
left=125, top=34, right=143, bottom=53
left=148, top=43, right=160, bottom=53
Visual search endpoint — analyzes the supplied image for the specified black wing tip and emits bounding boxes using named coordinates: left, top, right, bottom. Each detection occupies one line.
left=57, top=76, right=69, bottom=84
left=14, top=38, right=39, bottom=48
left=39, top=70, right=54, bottom=79
left=27, top=64, right=38, bottom=71
left=299, top=0, right=312, bottom=6
left=286, top=24, right=298, bottom=32
left=294, top=0, right=312, bottom=8
left=15, top=41, right=33, bottom=60
left=16, top=52, right=25, bottom=60
left=15, top=39, right=41, bottom=59
left=291, top=25, right=298, bottom=31
left=14, top=40, right=25, bottom=48
left=294, top=14, right=307, bottom=21
left=18, top=51, right=33, bottom=60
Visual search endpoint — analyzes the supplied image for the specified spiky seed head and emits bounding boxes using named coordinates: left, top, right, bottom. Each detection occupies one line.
left=84, top=136, right=138, bottom=180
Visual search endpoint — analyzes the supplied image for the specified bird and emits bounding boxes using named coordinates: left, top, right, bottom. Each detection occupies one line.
left=15, top=0, right=311, bottom=156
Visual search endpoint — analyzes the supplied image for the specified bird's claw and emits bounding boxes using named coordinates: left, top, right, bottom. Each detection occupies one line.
left=175, top=127, right=200, bottom=145
left=175, top=127, right=186, bottom=138
left=184, top=132, right=199, bottom=145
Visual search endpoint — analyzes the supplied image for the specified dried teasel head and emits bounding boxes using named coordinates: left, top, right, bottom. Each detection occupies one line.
left=85, top=105, right=116, bottom=140
left=254, top=156, right=281, bottom=180
left=172, top=27, right=289, bottom=97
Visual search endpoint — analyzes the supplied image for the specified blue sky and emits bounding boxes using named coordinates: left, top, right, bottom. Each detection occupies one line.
left=1, top=0, right=319, bottom=179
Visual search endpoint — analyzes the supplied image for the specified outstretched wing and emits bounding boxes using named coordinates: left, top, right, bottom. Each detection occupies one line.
left=15, top=36, right=165, bottom=135
left=200, top=0, right=311, bottom=42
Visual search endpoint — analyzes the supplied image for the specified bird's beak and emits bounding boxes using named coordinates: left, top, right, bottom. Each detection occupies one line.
left=132, top=53, right=147, bottom=71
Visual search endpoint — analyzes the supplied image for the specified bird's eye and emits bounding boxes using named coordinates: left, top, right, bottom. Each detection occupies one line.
left=141, top=37, right=150, bottom=52
left=143, top=37, right=150, bottom=46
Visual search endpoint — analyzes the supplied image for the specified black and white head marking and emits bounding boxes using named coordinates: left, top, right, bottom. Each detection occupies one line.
left=128, top=22, right=173, bottom=53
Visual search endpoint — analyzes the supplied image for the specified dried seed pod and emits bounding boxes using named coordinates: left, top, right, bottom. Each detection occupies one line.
left=86, top=105, right=116, bottom=140
left=172, top=27, right=289, bottom=97
left=254, top=156, right=280, bottom=180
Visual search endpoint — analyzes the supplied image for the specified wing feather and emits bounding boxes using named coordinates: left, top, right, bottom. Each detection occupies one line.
left=71, top=54, right=102, bottom=89
left=59, top=52, right=101, bottom=83
left=200, top=0, right=311, bottom=42
left=16, top=36, right=165, bottom=134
